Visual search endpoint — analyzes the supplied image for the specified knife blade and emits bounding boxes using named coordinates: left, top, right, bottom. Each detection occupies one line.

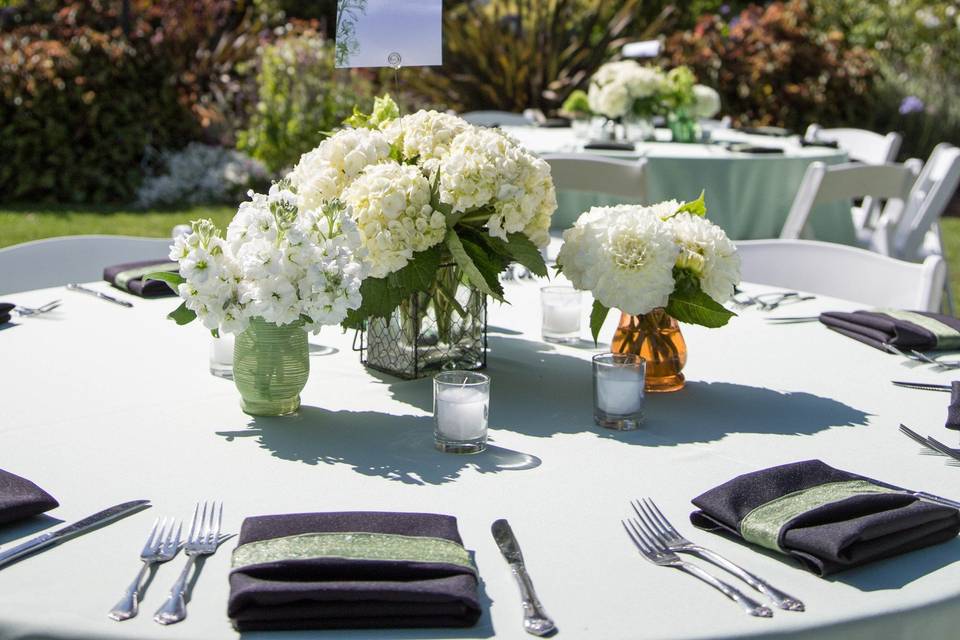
left=0, top=500, right=150, bottom=570
left=491, top=519, right=556, bottom=637
left=66, top=283, right=134, bottom=308
left=892, top=381, right=952, bottom=392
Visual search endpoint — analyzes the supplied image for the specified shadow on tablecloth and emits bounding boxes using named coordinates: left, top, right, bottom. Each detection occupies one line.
left=216, top=408, right=541, bottom=487
left=381, top=334, right=870, bottom=446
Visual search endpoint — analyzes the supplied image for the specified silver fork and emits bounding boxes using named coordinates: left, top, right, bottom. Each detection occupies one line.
left=622, top=517, right=773, bottom=617
left=154, top=502, right=223, bottom=625
left=108, top=518, right=182, bottom=621
left=898, top=424, right=960, bottom=462
left=632, top=499, right=804, bottom=611
left=909, top=349, right=960, bottom=370
left=14, top=300, right=61, bottom=316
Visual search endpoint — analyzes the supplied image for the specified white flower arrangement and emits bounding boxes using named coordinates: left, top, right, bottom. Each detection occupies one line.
left=155, top=94, right=557, bottom=334
left=157, top=182, right=368, bottom=336
left=587, top=60, right=668, bottom=119
left=556, top=193, right=740, bottom=340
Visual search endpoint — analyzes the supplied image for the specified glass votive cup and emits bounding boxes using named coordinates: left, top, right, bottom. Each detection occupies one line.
left=592, top=353, right=645, bottom=430
left=433, top=371, right=489, bottom=454
left=541, top=286, right=582, bottom=344
left=210, top=332, right=235, bottom=379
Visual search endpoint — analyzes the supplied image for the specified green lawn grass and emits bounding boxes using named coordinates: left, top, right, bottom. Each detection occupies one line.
left=3, top=204, right=960, bottom=305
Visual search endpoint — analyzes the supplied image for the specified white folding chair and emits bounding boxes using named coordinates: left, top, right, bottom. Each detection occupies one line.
left=779, top=161, right=918, bottom=241
left=0, top=235, right=173, bottom=295
left=542, top=153, right=647, bottom=201
left=737, top=239, right=945, bottom=311
left=804, top=125, right=901, bottom=164
left=460, top=111, right=533, bottom=127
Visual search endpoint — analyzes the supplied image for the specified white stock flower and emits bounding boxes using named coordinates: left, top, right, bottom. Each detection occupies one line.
left=556, top=204, right=680, bottom=315
left=667, top=212, right=740, bottom=303
left=287, top=127, right=392, bottom=211
left=691, top=85, right=721, bottom=119
left=342, top=162, right=447, bottom=278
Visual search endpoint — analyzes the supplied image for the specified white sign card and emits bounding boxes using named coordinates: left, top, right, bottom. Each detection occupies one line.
left=335, top=0, right=443, bottom=69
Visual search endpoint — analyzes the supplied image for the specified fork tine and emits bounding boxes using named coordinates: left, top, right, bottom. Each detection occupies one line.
left=631, top=501, right=666, bottom=542
left=168, top=520, right=182, bottom=550
left=199, top=501, right=211, bottom=541
left=141, top=518, right=162, bottom=555
left=631, top=500, right=665, bottom=537
left=644, top=498, right=679, bottom=535
left=899, top=424, right=944, bottom=454
left=622, top=519, right=652, bottom=555
left=213, top=502, right=223, bottom=541
left=629, top=514, right=666, bottom=552
left=187, top=502, right=201, bottom=543
left=638, top=499, right=672, bottom=537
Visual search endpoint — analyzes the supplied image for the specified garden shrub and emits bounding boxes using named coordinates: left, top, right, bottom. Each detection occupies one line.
left=662, top=1, right=878, bottom=132
left=237, top=29, right=372, bottom=173
left=0, top=22, right=196, bottom=203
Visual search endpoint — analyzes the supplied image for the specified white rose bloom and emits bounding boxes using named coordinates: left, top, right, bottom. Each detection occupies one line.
left=556, top=204, right=679, bottom=315
left=667, top=212, right=740, bottom=303
left=343, top=162, right=447, bottom=278
left=691, top=85, right=721, bottom=119
left=287, top=127, right=392, bottom=211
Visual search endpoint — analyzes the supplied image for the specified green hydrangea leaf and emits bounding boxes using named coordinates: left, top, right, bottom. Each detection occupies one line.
left=446, top=230, right=504, bottom=302
left=504, top=233, right=548, bottom=277
left=391, top=245, right=442, bottom=293
left=590, top=299, right=610, bottom=345
left=342, top=247, right=443, bottom=328
left=673, top=190, right=707, bottom=218
left=665, top=273, right=734, bottom=328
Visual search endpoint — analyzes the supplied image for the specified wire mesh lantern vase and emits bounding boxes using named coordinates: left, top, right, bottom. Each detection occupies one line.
left=355, top=266, right=487, bottom=379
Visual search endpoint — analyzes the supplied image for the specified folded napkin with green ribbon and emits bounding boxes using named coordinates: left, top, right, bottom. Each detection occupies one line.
left=819, top=309, right=960, bottom=352
left=227, top=511, right=481, bottom=631
left=0, top=468, right=58, bottom=526
left=0, top=302, right=12, bottom=324
left=103, top=260, right=179, bottom=298
left=690, top=460, right=960, bottom=576
left=947, top=381, right=960, bottom=430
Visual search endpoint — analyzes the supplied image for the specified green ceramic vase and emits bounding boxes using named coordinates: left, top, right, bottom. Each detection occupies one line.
left=233, top=318, right=309, bottom=416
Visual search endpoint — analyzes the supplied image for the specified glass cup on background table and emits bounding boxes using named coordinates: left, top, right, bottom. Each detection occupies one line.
left=210, top=333, right=234, bottom=379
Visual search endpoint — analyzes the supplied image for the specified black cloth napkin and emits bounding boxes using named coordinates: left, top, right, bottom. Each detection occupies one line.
left=584, top=140, right=635, bottom=151
left=799, top=138, right=841, bottom=149
left=0, top=468, right=58, bottom=525
left=0, top=302, right=12, bottom=325
left=690, top=460, right=960, bottom=576
left=819, top=309, right=960, bottom=352
left=228, top=511, right=481, bottom=631
left=103, top=260, right=179, bottom=298
left=946, top=381, right=960, bottom=430
left=727, top=143, right=784, bottom=154
left=738, top=125, right=792, bottom=137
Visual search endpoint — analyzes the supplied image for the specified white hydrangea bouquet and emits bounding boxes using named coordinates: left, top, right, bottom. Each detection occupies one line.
left=588, top=60, right=667, bottom=120
left=556, top=193, right=740, bottom=343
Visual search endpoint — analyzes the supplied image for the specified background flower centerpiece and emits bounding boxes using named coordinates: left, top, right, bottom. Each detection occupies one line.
left=151, top=184, right=369, bottom=416
left=588, top=60, right=667, bottom=141
left=299, top=95, right=556, bottom=378
left=557, top=193, right=740, bottom=392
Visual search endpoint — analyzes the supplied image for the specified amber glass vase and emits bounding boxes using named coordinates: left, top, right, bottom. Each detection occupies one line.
left=610, top=308, right=687, bottom=392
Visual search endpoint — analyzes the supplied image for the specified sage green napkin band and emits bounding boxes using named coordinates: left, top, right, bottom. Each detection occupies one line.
left=739, top=480, right=897, bottom=551
left=876, top=309, right=960, bottom=350
left=231, top=532, right=476, bottom=573
left=114, top=262, right=179, bottom=291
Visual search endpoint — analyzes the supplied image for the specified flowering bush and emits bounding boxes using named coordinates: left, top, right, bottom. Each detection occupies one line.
left=156, top=184, right=368, bottom=336
left=557, top=194, right=740, bottom=340
left=135, top=144, right=269, bottom=208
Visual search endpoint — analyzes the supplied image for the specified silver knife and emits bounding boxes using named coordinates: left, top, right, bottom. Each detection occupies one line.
left=892, top=381, right=952, bottom=392
left=0, top=500, right=150, bottom=570
left=491, top=519, right=556, bottom=637
left=66, top=283, right=134, bottom=308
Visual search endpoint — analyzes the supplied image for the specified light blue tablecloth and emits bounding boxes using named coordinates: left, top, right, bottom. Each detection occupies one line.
left=504, top=127, right=852, bottom=243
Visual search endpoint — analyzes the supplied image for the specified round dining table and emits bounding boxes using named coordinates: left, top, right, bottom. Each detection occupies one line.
left=2, top=272, right=960, bottom=640
left=502, top=126, right=852, bottom=243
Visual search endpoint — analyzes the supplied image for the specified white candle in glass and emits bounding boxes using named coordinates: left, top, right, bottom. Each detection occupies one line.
left=209, top=333, right=235, bottom=378
left=436, top=386, right=488, bottom=440
left=542, top=302, right=581, bottom=334
left=596, top=366, right=644, bottom=415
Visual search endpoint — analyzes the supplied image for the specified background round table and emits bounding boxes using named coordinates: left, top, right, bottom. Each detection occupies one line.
left=502, top=126, right=852, bottom=242
left=2, top=277, right=960, bottom=640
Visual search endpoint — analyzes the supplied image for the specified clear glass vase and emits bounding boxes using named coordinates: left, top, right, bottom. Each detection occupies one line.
left=361, top=265, right=486, bottom=379
left=233, top=318, right=309, bottom=416
left=623, top=114, right=654, bottom=142
left=610, top=308, right=687, bottom=392
left=668, top=109, right=698, bottom=143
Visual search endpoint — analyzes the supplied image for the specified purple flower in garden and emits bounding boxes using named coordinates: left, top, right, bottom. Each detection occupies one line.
left=720, top=4, right=730, bottom=15
left=899, top=95, right=925, bottom=115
